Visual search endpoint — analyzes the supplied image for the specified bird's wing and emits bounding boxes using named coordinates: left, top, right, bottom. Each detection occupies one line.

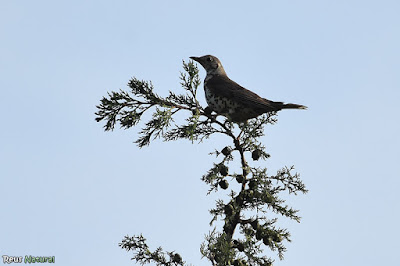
left=207, top=75, right=281, bottom=110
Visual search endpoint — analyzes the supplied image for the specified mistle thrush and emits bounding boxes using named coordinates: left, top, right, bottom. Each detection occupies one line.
left=190, top=55, right=307, bottom=122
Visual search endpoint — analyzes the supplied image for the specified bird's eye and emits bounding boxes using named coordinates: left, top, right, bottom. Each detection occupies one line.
left=207, top=57, right=213, bottom=62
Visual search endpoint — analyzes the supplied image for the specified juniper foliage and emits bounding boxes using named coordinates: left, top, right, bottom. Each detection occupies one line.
left=95, top=60, right=307, bottom=266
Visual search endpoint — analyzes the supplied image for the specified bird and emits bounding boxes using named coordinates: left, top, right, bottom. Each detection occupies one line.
left=190, top=55, right=307, bottom=123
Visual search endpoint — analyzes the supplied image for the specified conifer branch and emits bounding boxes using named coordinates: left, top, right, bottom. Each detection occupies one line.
left=96, top=60, right=307, bottom=266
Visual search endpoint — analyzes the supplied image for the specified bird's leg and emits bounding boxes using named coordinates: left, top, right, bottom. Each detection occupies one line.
left=236, top=121, right=247, bottom=141
left=203, top=106, right=218, bottom=123
left=204, top=106, right=213, bottom=116
left=236, top=129, right=244, bottom=141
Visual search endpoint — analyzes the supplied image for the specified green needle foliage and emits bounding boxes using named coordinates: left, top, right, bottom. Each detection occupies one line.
left=95, top=60, right=308, bottom=266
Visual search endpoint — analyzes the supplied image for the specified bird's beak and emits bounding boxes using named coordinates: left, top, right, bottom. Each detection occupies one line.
left=190, top=56, right=200, bottom=62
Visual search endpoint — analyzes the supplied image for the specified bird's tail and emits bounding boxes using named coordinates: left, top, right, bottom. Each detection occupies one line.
left=281, top=103, right=308, bottom=110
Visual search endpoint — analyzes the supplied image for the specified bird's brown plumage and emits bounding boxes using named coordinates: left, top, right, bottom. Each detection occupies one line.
left=190, top=55, right=307, bottom=122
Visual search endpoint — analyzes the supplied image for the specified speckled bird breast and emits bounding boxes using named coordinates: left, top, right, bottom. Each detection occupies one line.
left=204, top=85, right=259, bottom=122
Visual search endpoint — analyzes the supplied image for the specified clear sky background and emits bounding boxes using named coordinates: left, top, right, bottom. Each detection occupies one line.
left=1, top=1, right=399, bottom=265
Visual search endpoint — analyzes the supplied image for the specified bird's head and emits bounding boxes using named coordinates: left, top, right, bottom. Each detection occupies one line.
left=190, top=55, right=227, bottom=76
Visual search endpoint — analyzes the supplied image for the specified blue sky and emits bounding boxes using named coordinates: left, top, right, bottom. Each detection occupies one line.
left=1, top=1, right=399, bottom=265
